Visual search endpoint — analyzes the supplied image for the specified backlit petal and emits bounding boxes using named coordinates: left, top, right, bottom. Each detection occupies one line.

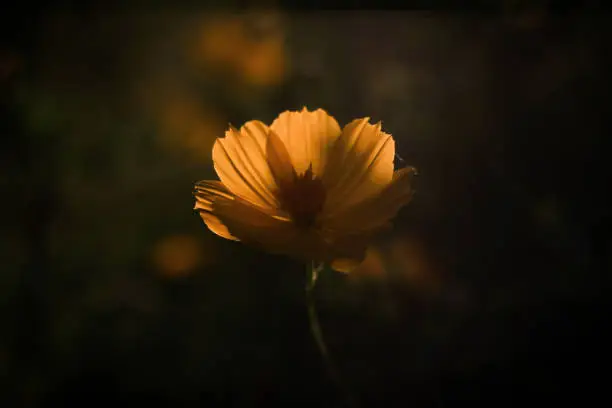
left=212, top=121, right=279, bottom=209
left=214, top=196, right=336, bottom=262
left=269, top=108, right=342, bottom=176
left=195, top=179, right=301, bottom=249
left=323, top=167, right=416, bottom=235
left=266, top=128, right=297, bottom=187
left=200, top=213, right=237, bottom=241
left=322, top=118, right=395, bottom=215
left=211, top=189, right=301, bottom=249
left=193, top=180, right=239, bottom=241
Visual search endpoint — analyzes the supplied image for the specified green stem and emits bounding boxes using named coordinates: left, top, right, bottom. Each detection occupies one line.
left=306, top=261, right=358, bottom=408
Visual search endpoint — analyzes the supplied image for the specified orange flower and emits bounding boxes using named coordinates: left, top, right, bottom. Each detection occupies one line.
left=194, top=108, right=416, bottom=272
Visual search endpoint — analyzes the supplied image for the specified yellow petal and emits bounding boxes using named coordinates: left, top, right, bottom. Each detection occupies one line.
left=200, top=212, right=238, bottom=241
left=323, top=167, right=416, bottom=235
left=194, top=180, right=332, bottom=260
left=266, top=128, right=296, bottom=187
left=211, top=190, right=303, bottom=251
left=195, top=179, right=300, bottom=248
left=269, top=108, right=342, bottom=176
left=214, top=197, right=335, bottom=262
left=322, top=118, right=395, bottom=214
left=194, top=180, right=234, bottom=212
left=212, top=121, right=279, bottom=209
left=193, top=180, right=239, bottom=241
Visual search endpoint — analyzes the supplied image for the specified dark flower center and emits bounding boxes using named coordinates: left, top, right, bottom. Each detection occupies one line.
left=277, top=165, right=326, bottom=229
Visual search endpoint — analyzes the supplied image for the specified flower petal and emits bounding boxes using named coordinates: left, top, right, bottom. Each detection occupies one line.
left=316, top=168, right=415, bottom=270
left=322, top=118, right=395, bottom=215
left=200, top=213, right=238, bottom=241
left=212, top=121, right=279, bottom=209
left=194, top=180, right=239, bottom=241
left=323, top=167, right=416, bottom=235
left=269, top=108, right=342, bottom=177
left=210, top=189, right=304, bottom=251
left=195, top=179, right=302, bottom=249
left=266, top=128, right=297, bottom=188
left=194, top=181, right=334, bottom=261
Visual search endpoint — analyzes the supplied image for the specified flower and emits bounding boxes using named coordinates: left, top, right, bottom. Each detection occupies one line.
left=194, top=108, right=416, bottom=272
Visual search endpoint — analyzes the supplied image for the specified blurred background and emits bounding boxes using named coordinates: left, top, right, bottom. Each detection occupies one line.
left=1, top=1, right=610, bottom=407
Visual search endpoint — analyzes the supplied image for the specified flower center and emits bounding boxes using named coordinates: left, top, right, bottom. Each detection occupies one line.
left=277, top=165, right=326, bottom=229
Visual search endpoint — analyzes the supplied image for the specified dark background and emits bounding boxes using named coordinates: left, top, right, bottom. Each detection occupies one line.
left=1, top=1, right=610, bottom=407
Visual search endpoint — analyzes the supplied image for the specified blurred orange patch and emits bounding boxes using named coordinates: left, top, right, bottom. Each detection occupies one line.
left=389, top=237, right=441, bottom=293
left=240, top=32, right=286, bottom=87
left=349, top=247, right=388, bottom=279
left=157, top=97, right=226, bottom=161
left=151, top=234, right=208, bottom=278
left=191, top=12, right=287, bottom=87
left=350, top=237, right=442, bottom=294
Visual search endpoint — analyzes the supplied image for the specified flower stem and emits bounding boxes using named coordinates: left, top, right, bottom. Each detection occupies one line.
left=306, top=261, right=358, bottom=408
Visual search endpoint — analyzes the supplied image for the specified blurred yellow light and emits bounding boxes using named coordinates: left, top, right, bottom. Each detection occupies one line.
left=240, top=30, right=286, bottom=86
left=190, top=12, right=287, bottom=87
left=348, top=237, right=442, bottom=295
left=389, top=237, right=441, bottom=292
left=157, top=96, right=226, bottom=161
left=349, top=247, right=388, bottom=279
left=151, top=234, right=208, bottom=278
